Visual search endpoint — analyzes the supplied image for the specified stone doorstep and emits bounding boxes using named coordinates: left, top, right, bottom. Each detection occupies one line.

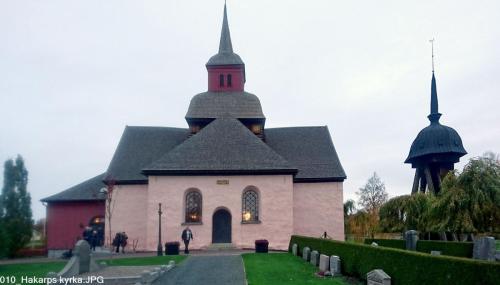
left=206, top=243, right=237, bottom=250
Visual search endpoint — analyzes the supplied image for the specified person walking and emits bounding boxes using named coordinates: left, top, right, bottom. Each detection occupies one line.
left=120, top=232, right=128, bottom=253
left=181, top=226, right=193, bottom=254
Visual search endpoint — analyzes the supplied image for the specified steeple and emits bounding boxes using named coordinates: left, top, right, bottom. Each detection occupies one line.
left=218, top=3, right=233, bottom=54
left=427, top=39, right=441, bottom=123
left=206, top=3, right=244, bottom=67
left=206, top=3, right=245, bottom=92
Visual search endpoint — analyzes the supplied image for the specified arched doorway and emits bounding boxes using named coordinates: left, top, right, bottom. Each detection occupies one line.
left=89, top=216, right=105, bottom=246
left=212, top=208, right=231, bottom=243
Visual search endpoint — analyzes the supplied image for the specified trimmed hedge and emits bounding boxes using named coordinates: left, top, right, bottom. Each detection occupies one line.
left=364, top=238, right=406, bottom=249
left=289, top=235, right=500, bottom=285
left=364, top=238, right=473, bottom=258
left=417, top=240, right=473, bottom=258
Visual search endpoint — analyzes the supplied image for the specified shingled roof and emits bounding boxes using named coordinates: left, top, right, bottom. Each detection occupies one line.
left=185, top=91, right=265, bottom=120
left=265, top=126, right=346, bottom=181
left=41, top=173, right=106, bottom=202
left=105, top=126, right=189, bottom=183
left=143, top=118, right=296, bottom=175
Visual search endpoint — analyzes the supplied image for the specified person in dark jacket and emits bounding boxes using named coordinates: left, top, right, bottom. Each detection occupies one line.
left=90, top=230, right=98, bottom=251
left=120, top=232, right=128, bottom=253
left=181, top=227, right=193, bottom=254
left=82, top=227, right=92, bottom=244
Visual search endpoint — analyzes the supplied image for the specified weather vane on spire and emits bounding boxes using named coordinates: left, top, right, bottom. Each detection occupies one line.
left=429, top=38, right=435, bottom=73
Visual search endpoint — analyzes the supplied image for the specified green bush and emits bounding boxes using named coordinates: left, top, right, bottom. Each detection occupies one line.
left=416, top=240, right=473, bottom=258
left=289, top=235, right=500, bottom=285
left=364, top=239, right=405, bottom=249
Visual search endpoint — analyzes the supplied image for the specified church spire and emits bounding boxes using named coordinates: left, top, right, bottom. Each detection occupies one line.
left=219, top=3, right=233, bottom=54
left=428, top=39, right=441, bottom=123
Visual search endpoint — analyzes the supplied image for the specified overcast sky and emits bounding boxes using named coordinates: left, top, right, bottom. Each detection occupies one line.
left=1, top=0, right=499, bottom=220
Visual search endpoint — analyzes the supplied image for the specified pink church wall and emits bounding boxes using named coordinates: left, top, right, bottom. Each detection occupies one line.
left=293, top=182, right=345, bottom=241
left=207, top=66, right=245, bottom=92
left=146, top=175, right=294, bottom=250
left=105, top=184, right=148, bottom=251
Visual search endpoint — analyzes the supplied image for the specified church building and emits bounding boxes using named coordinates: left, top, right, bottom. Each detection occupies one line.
left=41, top=5, right=346, bottom=256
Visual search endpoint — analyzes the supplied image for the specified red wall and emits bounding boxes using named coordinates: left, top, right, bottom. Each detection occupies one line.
left=207, top=66, right=245, bottom=92
left=46, top=201, right=105, bottom=249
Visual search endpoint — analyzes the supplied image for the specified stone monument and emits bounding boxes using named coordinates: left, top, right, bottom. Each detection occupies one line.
left=302, top=247, right=311, bottom=261
left=319, top=254, right=329, bottom=272
left=367, top=269, right=391, bottom=285
left=405, top=230, right=418, bottom=251
left=310, top=250, right=319, bottom=266
left=330, top=255, right=341, bottom=276
left=473, top=236, right=496, bottom=261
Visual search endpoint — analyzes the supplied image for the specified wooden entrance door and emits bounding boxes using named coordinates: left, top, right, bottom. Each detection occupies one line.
left=212, top=209, right=231, bottom=243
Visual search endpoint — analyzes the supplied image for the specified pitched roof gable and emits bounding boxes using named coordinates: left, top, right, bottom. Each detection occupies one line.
left=143, top=118, right=296, bottom=175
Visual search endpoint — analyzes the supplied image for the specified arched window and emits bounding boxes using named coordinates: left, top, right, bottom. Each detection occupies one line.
left=185, top=190, right=202, bottom=223
left=242, top=188, right=259, bottom=222
left=219, top=74, right=224, bottom=87
left=227, top=74, right=232, bottom=87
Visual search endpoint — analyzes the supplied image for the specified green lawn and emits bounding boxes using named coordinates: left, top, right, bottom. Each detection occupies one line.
left=0, top=262, right=65, bottom=281
left=101, top=255, right=186, bottom=266
left=243, top=253, right=360, bottom=285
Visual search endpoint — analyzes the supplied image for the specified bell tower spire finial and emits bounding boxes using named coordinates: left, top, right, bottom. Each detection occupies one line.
left=430, top=38, right=435, bottom=73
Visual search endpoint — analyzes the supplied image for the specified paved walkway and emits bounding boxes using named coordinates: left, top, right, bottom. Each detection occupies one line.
left=154, top=255, right=246, bottom=285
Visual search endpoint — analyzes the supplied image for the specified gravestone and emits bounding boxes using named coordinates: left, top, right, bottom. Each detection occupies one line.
left=330, top=255, right=341, bottom=276
left=292, top=244, right=298, bottom=256
left=367, top=269, right=391, bottom=285
left=473, top=236, right=496, bottom=261
left=405, top=230, right=418, bottom=251
left=318, top=254, right=329, bottom=272
left=310, top=250, right=319, bottom=266
left=302, top=247, right=311, bottom=261
left=74, top=240, right=91, bottom=274
left=431, top=251, right=441, bottom=256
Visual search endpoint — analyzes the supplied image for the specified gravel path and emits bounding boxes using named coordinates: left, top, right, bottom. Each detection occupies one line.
left=154, top=255, right=246, bottom=285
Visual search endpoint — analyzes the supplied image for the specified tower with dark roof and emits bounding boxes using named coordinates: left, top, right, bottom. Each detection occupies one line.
left=186, top=4, right=265, bottom=138
left=405, top=69, right=467, bottom=194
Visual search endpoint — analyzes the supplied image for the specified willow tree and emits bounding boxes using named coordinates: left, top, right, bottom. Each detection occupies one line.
left=379, top=195, right=410, bottom=233
left=431, top=153, right=500, bottom=234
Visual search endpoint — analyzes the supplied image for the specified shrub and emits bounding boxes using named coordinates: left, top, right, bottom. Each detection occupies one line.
left=416, top=240, right=473, bottom=258
left=289, top=235, right=500, bottom=285
left=364, top=238, right=405, bottom=249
